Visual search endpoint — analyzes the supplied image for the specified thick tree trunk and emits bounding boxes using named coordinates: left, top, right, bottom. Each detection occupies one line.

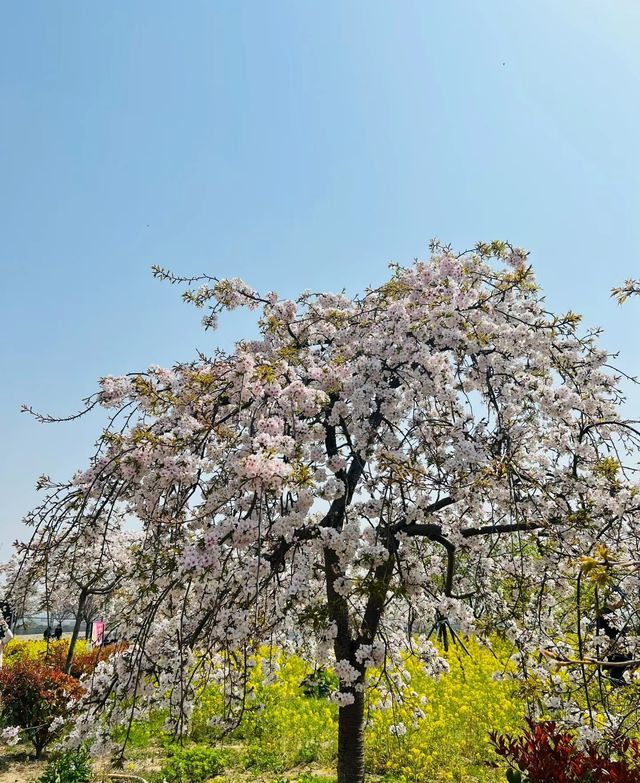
left=337, top=688, right=365, bottom=783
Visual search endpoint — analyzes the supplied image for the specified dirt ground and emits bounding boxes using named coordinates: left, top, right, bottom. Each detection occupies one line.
left=0, top=743, right=162, bottom=783
left=0, top=738, right=339, bottom=783
left=0, top=749, right=45, bottom=783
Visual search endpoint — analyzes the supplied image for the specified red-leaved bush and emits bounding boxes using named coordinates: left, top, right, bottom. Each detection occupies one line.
left=70, top=642, right=125, bottom=678
left=491, top=720, right=640, bottom=783
left=0, top=660, right=84, bottom=758
left=42, top=642, right=125, bottom=678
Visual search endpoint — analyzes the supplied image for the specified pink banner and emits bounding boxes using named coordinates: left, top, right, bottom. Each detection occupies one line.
left=92, top=620, right=105, bottom=646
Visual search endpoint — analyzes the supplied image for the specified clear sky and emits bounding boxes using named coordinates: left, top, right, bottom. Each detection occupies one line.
left=1, top=1, right=640, bottom=556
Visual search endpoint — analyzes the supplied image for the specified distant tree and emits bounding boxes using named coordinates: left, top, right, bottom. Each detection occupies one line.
left=10, top=505, right=131, bottom=672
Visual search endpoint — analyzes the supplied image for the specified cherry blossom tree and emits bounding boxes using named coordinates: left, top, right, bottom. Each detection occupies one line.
left=16, top=242, right=640, bottom=783
left=1, top=555, right=35, bottom=631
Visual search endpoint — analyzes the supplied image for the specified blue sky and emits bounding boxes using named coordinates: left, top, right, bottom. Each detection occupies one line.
left=1, top=1, right=640, bottom=555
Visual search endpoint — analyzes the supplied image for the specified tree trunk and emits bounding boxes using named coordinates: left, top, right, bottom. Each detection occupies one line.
left=65, top=589, right=87, bottom=674
left=337, top=688, right=365, bottom=783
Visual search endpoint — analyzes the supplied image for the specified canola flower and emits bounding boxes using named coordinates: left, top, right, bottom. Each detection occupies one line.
left=366, top=638, right=522, bottom=783
left=2, top=638, right=90, bottom=664
left=190, top=640, right=522, bottom=782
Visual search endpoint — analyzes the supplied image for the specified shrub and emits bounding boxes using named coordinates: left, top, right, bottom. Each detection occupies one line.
left=66, top=643, right=124, bottom=678
left=38, top=747, right=92, bottom=783
left=3, top=638, right=122, bottom=679
left=33, top=641, right=123, bottom=678
left=491, top=719, right=640, bottom=783
left=160, top=744, right=227, bottom=783
left=0, top=659, right=83, bottom=758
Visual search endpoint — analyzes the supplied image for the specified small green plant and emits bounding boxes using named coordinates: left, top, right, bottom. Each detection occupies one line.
left=160, top=744, right=227, bottom=783
left=38, top=747, right=92, bottom=783
left=243, top=744, right=286, bottom=771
